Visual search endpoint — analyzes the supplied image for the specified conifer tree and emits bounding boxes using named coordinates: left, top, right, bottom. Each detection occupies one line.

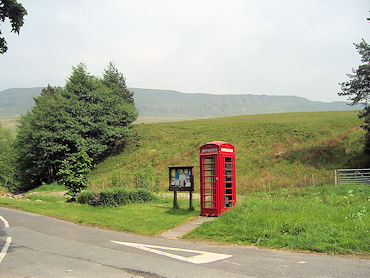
left=339, top=39, right=370, bottom=153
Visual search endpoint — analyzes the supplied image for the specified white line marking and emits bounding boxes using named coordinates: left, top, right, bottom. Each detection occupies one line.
left=0, top=237, right=12, bottom=263
left=111, top=240, right=232, bottom=264
left=0, top=216, right=9, bottom=228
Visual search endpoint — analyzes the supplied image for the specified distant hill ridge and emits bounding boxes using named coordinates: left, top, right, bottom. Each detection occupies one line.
left=0, top=87, right=360, bottom=120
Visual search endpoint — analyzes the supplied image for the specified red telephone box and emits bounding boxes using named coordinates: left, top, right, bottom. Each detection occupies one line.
left=200, top=141, right=236, bottom=216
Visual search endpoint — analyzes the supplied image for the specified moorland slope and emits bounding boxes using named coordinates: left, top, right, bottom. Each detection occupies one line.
left=91, top=110, right=368, bottom=192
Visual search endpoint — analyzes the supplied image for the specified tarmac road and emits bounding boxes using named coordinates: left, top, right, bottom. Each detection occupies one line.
left=0, top=207, right=369, bottom=278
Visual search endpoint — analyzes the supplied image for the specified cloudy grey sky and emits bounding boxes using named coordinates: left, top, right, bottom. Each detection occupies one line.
left=0, top=0, right=369, bottom=102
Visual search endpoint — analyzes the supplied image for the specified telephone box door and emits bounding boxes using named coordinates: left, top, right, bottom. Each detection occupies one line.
left=222, top=155, right=236, bottom=210
left=200, top=155, right=217, bottom=216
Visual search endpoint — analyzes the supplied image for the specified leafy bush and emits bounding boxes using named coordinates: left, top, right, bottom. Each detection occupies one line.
left=77, top=187, right=155, bottom=207
left=76, top=190, right=96, bottom=204
left=113, top=187, right=130, bottom=205
left=129, top=188, right=155, bottom=203
left=99, top=188, right=117, bottom=207
left=58, top=139, right=92, bottom=201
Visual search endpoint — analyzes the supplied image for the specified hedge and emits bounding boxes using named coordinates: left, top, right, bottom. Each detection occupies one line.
left=76, top=187, right=156, bottom=207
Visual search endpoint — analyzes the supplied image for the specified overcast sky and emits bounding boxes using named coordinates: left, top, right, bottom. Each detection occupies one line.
left=0, top=0, right=369, bottom=102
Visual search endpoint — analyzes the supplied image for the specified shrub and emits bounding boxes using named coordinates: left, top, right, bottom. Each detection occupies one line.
left=76, top=187, right=155, bottom=207
left=99, top=188, right=117, bottom=207
left=113, top=187, right=130, bottom=205
left=129, top=188, right=155, bottom=203
left=58, top=138, right=92, bottom=201
left=76, top=190, right=96, bottom=204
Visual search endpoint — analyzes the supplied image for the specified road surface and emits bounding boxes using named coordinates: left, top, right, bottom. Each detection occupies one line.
left=0, top=207, right=369, bottom=278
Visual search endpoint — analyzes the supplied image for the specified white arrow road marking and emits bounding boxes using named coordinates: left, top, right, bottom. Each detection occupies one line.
left=0, top=237, right=12, bottom=264
left=0, top=216, right=9, bottom=228
left=0, top=216, right=11, bottom=264
left=111, top=240, right=232, bottom=264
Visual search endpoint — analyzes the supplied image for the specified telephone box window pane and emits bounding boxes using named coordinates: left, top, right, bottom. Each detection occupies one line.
left=224, top=164, right=232, bottom=169
left=225, top=195, right=233, bottom=201
left=204, top=158, right=214, bottom=163
left=225, top=170, right=232, bottom=176
left=204, top=177, right=214, bottom=182
left=204, top=164, right=214, bottom=170
left=225, top=182, right=232, bottom=188
left=204, top=182, right=215, bottom=188
left=225, top=157, right=232, bottom=162
left=204, top=170, right=214, bottom=176
left=205, top=195, right=215, bottom=201
left=225, top=176, right=232, bottom=182
left=205, top=189, right=215, bottom=195
left=225, top=202, right=233, bottom=207
left=205, top=202, right=215, bottom=208
left=226, top=189, right=233, bottom=195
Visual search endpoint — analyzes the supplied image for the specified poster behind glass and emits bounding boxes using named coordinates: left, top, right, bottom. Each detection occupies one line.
left=169, top=166, right=194, bottom=191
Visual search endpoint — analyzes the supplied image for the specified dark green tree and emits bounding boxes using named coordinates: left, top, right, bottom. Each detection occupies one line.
left=102, top=61, right=135, bottom=104
left=0, top=123, right=16, bottom=189
left=15, top=85, right=68, bottom=190
left=0, top=0, right=27, bottom=54
left=15, top=63, right=138, bottom=191
left=58, top=138, right=92, bottom=201
left=339, top=39, right=370, bottom=153
left=63, top=63, right=138, bottom=161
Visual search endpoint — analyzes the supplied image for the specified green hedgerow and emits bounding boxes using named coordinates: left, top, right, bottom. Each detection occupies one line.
left=77, top=187, right=156, bottom=207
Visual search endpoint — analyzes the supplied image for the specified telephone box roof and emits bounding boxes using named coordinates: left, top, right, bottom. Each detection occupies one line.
left=204, top=141, right=228, bottom=146
left=200, top=141, right=234, bottom=151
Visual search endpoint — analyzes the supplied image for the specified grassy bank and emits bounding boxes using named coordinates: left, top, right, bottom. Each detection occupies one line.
left=0, top=185, right=198, bottom=236
left=185, top=184, right=369, bottom=255
left=91, top=111, right=367, bottom=192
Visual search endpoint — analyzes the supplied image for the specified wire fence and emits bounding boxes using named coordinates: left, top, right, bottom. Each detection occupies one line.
left=335, top=169, right=370, bottom=186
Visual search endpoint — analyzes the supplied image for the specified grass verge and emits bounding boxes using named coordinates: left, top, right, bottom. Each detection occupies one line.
left=1, top=183, right=368, bottom=256
left=0, top=192, right=199, bottom=236
left=184, top=184, right=369, bottom=255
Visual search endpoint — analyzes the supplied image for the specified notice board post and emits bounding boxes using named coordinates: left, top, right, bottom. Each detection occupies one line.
left=168, top=166, right=194, bottom=210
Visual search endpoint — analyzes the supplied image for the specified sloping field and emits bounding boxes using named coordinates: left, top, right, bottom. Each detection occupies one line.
left=91, top=111, right=368, bottom=193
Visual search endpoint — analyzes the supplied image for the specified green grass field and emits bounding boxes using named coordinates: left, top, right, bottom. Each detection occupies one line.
left=0, top=185, right=198, bottom=236
left=1, top=111, right=369, bottom=255
left=1, top=183, right=368, bottom=255
left=185, top=184, right=369, bottom=255
left=91, top=111, right=367, bottom=193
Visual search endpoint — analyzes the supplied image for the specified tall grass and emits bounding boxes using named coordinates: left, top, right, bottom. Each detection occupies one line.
left=91, top=111, right=368, bottom=192
left=184, top=184, right=369, bottom=255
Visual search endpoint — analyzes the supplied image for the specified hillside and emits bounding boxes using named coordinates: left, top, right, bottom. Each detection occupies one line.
left=90, top=111, right=369, bottom=193
left=0, top=87, right=42, bottom=116
left=0, top=87, right=361, bottom=121
left=132, top=88, right=360, bottom=119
